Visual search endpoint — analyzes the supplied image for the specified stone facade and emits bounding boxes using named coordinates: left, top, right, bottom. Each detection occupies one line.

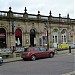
left=0, top=7, right=75, bottom=48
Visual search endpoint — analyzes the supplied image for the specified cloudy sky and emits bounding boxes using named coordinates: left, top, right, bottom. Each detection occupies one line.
left=0, top=0, right=74, bottom=19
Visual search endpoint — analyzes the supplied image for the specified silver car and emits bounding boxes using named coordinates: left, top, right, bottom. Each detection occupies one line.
left=0, top=57, right=3, bottom=65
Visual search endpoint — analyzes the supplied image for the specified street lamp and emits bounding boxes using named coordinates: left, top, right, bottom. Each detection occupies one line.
left=44, top=21, right=49, bottom=49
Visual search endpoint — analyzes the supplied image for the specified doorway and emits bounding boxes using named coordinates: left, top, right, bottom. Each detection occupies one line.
left=0, top=28, right=6, bottom=48
left=30, top=29, right=36, bottom=47
left=15, top=28, right=22, bottom=47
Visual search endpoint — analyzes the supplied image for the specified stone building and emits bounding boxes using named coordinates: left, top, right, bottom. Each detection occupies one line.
left=0, top=7, right=75, bottom=48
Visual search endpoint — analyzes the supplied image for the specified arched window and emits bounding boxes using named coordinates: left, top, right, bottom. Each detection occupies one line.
left=61, top=29, right=66, bottom=43
left=53, top=28, right=58, bottom=48
left=53, top=28, right=58, bottom=43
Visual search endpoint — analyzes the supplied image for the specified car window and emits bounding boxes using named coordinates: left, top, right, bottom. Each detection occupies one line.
left=40, top=47, right=46, bottom=51
left=24, top=48, right=30, bottom=52
left=34, top=47, right=40, bottom=51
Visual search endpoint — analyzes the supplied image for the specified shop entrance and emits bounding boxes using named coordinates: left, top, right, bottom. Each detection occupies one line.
left=0, top=28, right=6, bottom=48
left=30, top=29, right=36, bottom=47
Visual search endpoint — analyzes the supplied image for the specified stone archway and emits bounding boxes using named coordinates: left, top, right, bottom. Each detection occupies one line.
left=15, top=28, right=22, bottom=47
left=30, top=29, right=36, bottom=47
left=0, top=28, right=6, bottom=48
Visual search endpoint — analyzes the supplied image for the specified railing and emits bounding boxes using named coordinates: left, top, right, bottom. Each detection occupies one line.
left=0, top=47, right=24, bottom=54
left=0, top=11, right=7, bottom=17
left=53, top=17, right=59, bottom=22
left=0, top=11, right=74, bottom=24
left=41, top=16, right=48, bottom=20
left=62, top=18, right=67, bottom=23
left=13, top=14, right=23, bottom=17
left=15, top=47, right=24, bottom=52
left=70, top=19, right=75, bottom=24
left=28, top=14, right=37, bottom=18
left=0, top=48, right=12, bottom=54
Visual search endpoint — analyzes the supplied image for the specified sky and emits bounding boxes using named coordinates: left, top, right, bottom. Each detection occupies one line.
left=0, top=0, right=74, bottom=19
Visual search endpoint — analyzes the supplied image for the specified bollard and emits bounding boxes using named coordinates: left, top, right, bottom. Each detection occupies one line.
left=69, top=46, right=71, bottom=53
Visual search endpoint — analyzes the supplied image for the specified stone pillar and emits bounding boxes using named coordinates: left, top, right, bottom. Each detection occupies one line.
left=7, top=7, right=14, bottom=48
left=67, top=13, right=70, bottom=44
left=48, top=10, right=53, bottom=48
left=7, top=7, right=13, bottom=17
left=58, top=14, right=62, bottom=44
left=37, top=11, right=41, bottom=20
left=23, top=7, right=28, bottom=19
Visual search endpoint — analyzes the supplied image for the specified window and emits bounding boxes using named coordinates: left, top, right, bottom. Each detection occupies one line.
left=55, top=36, right=57, bottom=43
left=34, top=47, right=40, bottom=51
left=40, top=47, right=46, bottom=51
left=64, top=36, right=66, bottom=42
left=53, top=36, right=54, bottom=43
left=62, top=36, right=63, bottom=43
left=24, top=48, right=30, bottom=52
left=53, top=35, right=58, bottom=43
left=71, top=36, right=73, bottom=43
left=62, top=35, right=66, bottom=43
left=39, top=38, right=42, bottom=46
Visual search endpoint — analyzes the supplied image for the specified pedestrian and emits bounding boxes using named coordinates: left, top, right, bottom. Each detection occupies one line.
left=69, top=46, right=71, bottom=53
left=12, top=46, right=15, bottom=53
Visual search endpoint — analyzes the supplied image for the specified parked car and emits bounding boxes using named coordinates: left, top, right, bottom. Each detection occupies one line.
left=0, top=56, right=3, bottom=65
left=69, top=43, right=75, bottom=48
left=21, top=46, right=55, bottom=61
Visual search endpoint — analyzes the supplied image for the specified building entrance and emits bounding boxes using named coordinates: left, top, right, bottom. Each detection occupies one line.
left=0, top=28, right=6, bottom=48
left=30, top=29, right=36, bottom=47
left=15, top=29, right=22, bottom=47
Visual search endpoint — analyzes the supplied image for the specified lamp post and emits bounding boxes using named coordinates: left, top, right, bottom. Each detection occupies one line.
left=44, top=21, right=49, bottom=49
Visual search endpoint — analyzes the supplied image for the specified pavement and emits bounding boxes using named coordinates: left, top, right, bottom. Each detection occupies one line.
left=3, top=49, right=75, bottom=63
left=3, top=57, right=22, bottom=63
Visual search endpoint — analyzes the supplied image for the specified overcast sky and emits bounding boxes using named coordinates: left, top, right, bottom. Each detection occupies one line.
left=0, top=0, right=74, bottom=19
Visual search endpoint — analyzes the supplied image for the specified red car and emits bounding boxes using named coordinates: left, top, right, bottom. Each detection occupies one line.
left=21, top=46, right=55, bottom=61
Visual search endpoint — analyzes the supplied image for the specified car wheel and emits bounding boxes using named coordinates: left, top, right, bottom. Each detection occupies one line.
left=49, top=53, right=54, bottom=58
left=31, top=55, right=36, bottom=61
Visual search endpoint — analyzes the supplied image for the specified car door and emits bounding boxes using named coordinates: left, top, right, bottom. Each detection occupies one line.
left=39, top=47, right=49, bottom=58
left=33, top=47, right=41, bottom=58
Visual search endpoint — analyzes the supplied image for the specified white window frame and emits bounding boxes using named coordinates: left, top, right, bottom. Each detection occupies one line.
left=62, top=33, right=67, bottom=43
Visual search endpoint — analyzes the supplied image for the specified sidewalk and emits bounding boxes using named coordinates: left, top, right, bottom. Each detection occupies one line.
left=3, top=49, right=75, bottom=63
left=57, top=49, right=75, bottom=55
left=3, top=57, right=22, bottom=63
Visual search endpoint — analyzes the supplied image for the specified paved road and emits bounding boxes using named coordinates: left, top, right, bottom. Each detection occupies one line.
left=0, top=54, right=75, bottom=75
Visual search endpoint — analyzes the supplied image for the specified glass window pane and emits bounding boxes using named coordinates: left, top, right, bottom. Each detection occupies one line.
left=64, top=36, right=66, bottom=42
left=34, top=47, right=40, bottom=51
left=24, top=48, right=30, bottom=52
left=55, top=36, right=57, bottom=43
left=40, top=47, right=46, bottom=51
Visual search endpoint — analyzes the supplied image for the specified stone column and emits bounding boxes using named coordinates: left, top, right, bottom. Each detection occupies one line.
left=7, top=7, right=14, bottom=48
left=23, top=7, right=28, bottom=19
left=48, top=10, right=53, bottom=48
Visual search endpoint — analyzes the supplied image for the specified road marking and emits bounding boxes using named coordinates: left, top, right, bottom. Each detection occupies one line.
left=62, top=71, right=75, bottom=75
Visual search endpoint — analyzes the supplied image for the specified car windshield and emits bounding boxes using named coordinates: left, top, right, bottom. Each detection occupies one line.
left=24, top=48, right=30, bottom=52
